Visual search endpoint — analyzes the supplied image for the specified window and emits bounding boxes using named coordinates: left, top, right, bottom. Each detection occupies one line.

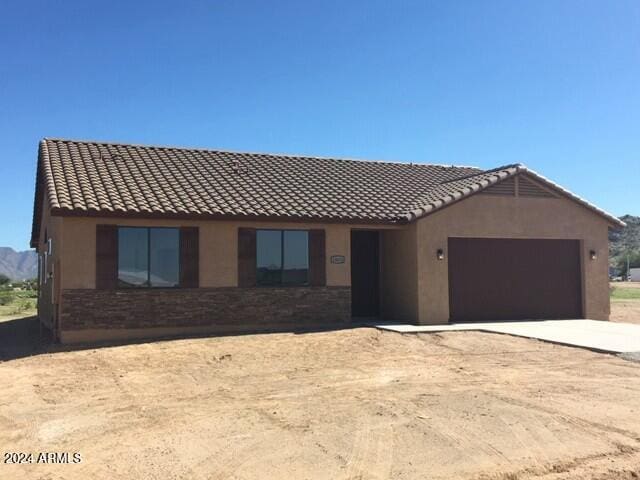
left=43, top=251, right=48, bottom=284
left=38, top=254, right=44, bottom=286
left=256, top=230, right=309, bottom=286
left=118, top=227, right=180, bottom=288
left=42, top=231, right=49, bottom=285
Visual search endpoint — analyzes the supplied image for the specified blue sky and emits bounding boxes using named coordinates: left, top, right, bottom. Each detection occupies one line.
left=1, top=1, right=638, bottom=250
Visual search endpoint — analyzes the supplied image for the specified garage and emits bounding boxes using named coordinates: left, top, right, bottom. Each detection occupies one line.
left=448, top=238, right=583, bottom=321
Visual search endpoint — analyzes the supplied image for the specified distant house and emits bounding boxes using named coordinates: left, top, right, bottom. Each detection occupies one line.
left=31, top=138, right=624, bottom=344
left=630, top=268, right=640, bottom=282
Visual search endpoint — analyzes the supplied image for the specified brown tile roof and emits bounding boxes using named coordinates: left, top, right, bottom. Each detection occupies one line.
left=30, top=138, right=623, bottom=247
left=34, top=138, right=482, bottom=222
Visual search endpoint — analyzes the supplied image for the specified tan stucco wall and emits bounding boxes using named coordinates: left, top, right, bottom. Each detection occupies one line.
left=415, top=194, right=612, bottom=324
left=50, top=189, right=612, bottom=328
left=59, top=217, right=399, bottom=290
left=380, top=225, right=418, bottom=322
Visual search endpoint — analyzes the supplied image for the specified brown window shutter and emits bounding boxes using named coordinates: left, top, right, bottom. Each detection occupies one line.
left=180, top=227, right=199, bottom=288
left=96, top=225, right=118, bottom=290
left=308, top=229, right=326, bottom=286
left=238, top=228, right=256, bottom=287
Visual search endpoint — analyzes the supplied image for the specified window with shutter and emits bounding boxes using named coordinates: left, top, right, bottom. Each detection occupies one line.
left=97, top=225, right=199, bottom=289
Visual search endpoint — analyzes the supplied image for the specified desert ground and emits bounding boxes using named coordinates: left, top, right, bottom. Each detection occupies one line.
left=1, top=321, right=640, bottom=479
left=610, top=282, right=640, bottom=325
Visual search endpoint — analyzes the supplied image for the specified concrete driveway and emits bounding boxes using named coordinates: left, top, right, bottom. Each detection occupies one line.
left=375, top=319, right=640, bottom=354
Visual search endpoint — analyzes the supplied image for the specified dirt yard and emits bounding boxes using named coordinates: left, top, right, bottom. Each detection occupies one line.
left=610, top=282, right=640, bottom=325
left=1, top=325, right=640, bottom=479
left=611, top=301, right=640, bottom=324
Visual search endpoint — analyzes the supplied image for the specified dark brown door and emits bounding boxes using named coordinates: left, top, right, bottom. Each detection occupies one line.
left=448, top=238, right=582, bottom=321
left=351, top=231, right=380, bottom=318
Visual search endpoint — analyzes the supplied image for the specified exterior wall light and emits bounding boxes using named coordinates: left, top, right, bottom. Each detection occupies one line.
left=589, top=250, right=597, bottom=260
left=437, top=248, right=445, bottom=260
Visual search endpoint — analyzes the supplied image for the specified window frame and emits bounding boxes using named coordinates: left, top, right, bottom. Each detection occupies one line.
left=256, top=229, right=310, bottom=287
left=42, top=230, right=49, bottom=285
left=117, top=226, right=181, bottom=289
left=38, top=253, right=44, bottom=287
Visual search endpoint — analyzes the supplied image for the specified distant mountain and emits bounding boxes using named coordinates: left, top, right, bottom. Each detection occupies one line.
left=609, top=215, right=640, bottom=275
left=0, top=247, right=38, bottom=280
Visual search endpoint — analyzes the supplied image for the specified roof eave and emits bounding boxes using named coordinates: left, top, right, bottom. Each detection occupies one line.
left=49, top=206, right=408, bottom=226
left=517, top=166, right=625, bottom=228
left=29, top=140, right=47, bottom=248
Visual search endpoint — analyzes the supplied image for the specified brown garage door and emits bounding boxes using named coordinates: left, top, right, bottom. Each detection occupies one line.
left=448, top=238, right=582, bottom=321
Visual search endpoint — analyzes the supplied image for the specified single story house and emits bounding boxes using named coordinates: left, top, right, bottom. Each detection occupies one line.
left=31, top=138, right=624, bottom=344
left=630, top=268, right=640, bottom=282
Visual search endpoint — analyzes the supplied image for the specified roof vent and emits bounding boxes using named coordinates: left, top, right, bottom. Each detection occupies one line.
left=518, top=175, right=557, bottom=198
left=480, top=177, right=516, bottom=196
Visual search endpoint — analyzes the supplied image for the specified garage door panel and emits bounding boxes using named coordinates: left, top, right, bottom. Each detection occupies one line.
left=448, top=238, right=582, bottom=321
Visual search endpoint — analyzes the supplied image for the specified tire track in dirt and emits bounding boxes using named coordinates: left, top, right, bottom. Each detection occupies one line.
left=207, top=437, right=271, bottom=480
left=484, top=391, right=640, bottom=444
left=472, top=443, right=640, bottom=480
left=344, top=423, right=394, bottom=479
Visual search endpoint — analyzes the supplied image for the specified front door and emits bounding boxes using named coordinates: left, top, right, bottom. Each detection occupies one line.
left=351, top=230, right=380, bottom=318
